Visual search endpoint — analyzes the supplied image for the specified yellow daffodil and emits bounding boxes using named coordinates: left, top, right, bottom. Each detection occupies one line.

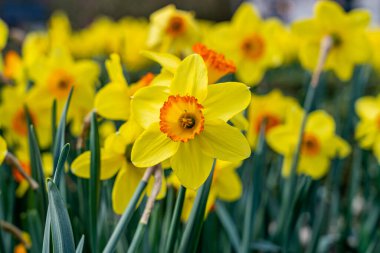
left=131, top=54, right=251, bottom=189
left=267, top=110, right=351, bottom=179
left=355, top=94, right=380, bottom=161
left=22, top=32, right=50, bottom=71
left=48, top=11, right=71, bottom=48
left=247, top=89, right=299, bottom=149
left=292, top=0, right=370, bottom=81
left=0, top=86, right=51, bottom=147
left=206, top=3, right=282, bottom=86
left=0, top=136, right=7, bottom=164
left=0, top=19, right=8, bottom=52
left=71, top=120, right=166, bottom=214
left=94, top=54, right=154, bottom=124
left=27, top=47, right=100, bottom=136
left=147, top=5, right=200, bottom=55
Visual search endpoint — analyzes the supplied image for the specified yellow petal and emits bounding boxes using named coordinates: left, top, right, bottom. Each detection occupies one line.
left=232, top=3, right=261, bottom=32
left=334, top=136, right=351, bottom=158
left=0, top=136, right=7, bottom=164
left=230, top=113, right=249, bottom=131
left=299, top=155, right=330, bottom=180
left=306, top=110, right=335, bottom=140
left=94, top=84, right=130, bottom=120
left=131, top=85, right=170, bottom=129
left=347, top=9, right=371, bottom=29
left=315, top=0, right=345, bottom=27
left=198, top=119, right=251, bottom=161
left=170, top=140, right=214, bottom=190
left=266, top=125, right=297, bottom=156
left=106, top=53, right=128, bottom=86
left=131, top=123, right=180, bottom=167
left=202, top=82, right=251, bottom=121
left=170, top=54, right=208, bottom=102
left=71, top=149, right=123, bottom=180
left=236, top=60, right=265, bottom=85
left=112, top=162, right=145, bottom=215
left=119, top=119, right=144, bottom=144
left=104, top=132, right=128, bottom=155
left=141, top=50, right=180, bottom=73
left=214, top=169, right=242, bottom=201
left=0, top=19, right=8, bottom=50
left=355, top=96, right=380, bottom=120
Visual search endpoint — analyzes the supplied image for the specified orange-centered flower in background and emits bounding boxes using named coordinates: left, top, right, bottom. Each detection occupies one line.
left=267, top=110, right=351, bottom=179
left=192, top=43, right=236, bottom=84
left=131, top=54, right=251, bottom=189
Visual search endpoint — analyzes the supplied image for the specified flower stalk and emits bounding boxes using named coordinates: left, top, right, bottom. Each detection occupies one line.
left=5, top=152, right=39, bottom=190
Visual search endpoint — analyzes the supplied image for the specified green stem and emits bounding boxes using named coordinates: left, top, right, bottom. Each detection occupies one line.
left=178, top=161, right=215, bottom=253
left=165, top=185, right=186, bottom=253
left=127, top=223, right=146, bottom=253
left=102, top=167, right=153, bottom=253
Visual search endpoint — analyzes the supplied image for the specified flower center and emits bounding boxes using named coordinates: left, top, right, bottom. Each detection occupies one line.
left=301, top=133, right=320, bottom=156
left=12, top=108, right=37, bottom=136
left=254, top=112, right=281, bottom=134
left=331, top=33, right=342, bottom=47
left=160, top=95, right=204, bottom=142
left=166, top=16, right=186, bottom=37
left=47, top=69, right=75, bottom=99
left=241, top=34, right=265, bottom=60
left=192, top=43, right=236, bottom=83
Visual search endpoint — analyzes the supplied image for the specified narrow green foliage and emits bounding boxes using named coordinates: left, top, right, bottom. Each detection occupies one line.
left=165, top=185, right=186, bottom=253
left=89, top=112, right=101, bottom=253
left=127, top=223, right=147, bottom=253
left=215, top=201, right=241, bottom=252
left=53, top=88, right=73, bottom=169
left=178, top=161, right=215, bottom=253
left=76, top=235, right=85, bottom=253
left=102, top=178, right=148, bottom=252
left=47, top=179, right=76, bottom=253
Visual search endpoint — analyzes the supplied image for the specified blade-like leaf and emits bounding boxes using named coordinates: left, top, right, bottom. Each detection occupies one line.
left=47, top=179, right=75, bottom=253
left=89, top=112, right=101, bottom=253
left=76, top=235, right=85, bottom=253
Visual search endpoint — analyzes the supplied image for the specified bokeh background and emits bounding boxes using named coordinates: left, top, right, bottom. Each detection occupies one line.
left=1, top=0, right=380, bottom=29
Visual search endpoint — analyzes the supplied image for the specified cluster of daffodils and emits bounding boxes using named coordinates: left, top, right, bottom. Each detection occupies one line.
left=1, top=2, right=380, bottom=251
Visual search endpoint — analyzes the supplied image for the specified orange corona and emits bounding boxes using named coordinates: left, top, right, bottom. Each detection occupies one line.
left=160, top=95, right=204, bottom=142
left=166, top=16, right=186, bottom=37
left=193, top=43, right=236, bottom=83
left=301, top=133, right=320, bottom=156
left=241, top=34, right=265, bottom=60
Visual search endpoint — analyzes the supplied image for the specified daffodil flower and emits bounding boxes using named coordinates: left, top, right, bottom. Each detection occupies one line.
left=147, top=5, right=200, bottom=55
left=0, top=18, right=8, bottom=52
left=71, top=120, right=165, bottom=214
left=206, top=3, right=283, bottom=85
left=355, top=94, right=380, bottom=161
left=131, top=54, right=251, bottom=189
left=292, top=0, right=371, bottom=81
left=267, top=110, right=351, bottom=179
left=247, top=90, right=299, bottom=149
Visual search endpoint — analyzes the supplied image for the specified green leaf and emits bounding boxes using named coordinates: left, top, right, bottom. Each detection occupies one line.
left=42, top=144, right=71, bottom=253
left=215, top=201, right=241, bottom=253
left=89, top=112, right=101, bottom=253
left=103, top=180, right=148, bottom=252
left=47, top=179, right=75, bottom=253
left=53, top=88, right=73, bottom=170
left=178, top=161, right=215, bottom=253
left=127, top=223, right=147, bottom=253
left=165, top=185, right=186, bottom=253
left=76, top=235, right=85, bottom=253
left=27, top=124, right=48, bottom=221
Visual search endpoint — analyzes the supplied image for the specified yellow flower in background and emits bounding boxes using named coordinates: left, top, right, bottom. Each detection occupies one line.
left=71, top=120, right=166, bottom=214
left=0, top=136, right=8, bottom=164
left=147, top=5, right=200, bottom=55
left=292, top=0, right=370, bottom=81
left=355, top=94, right=380, bottom=162
left=48, top=11, right=71, bottom=48
left=168, top=160, right=242, bottom=221
left=131, top=54, right=251, bottom=189
left=22, top=32, right=50, bottom=70
left=267, top=110, right=351, bottom=179
left=118, top=17, right=152, bottom=71
left=0, top=18, right=8, bottom=52
left=206, top=3, right=282, bottom=86
left=94, top=53, right=154, bottom=122
left=0, top=86, right=51, bottom=147
left=27, top=47, right=100, bottom=136
left=247, top=90, right=299, bottom=148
